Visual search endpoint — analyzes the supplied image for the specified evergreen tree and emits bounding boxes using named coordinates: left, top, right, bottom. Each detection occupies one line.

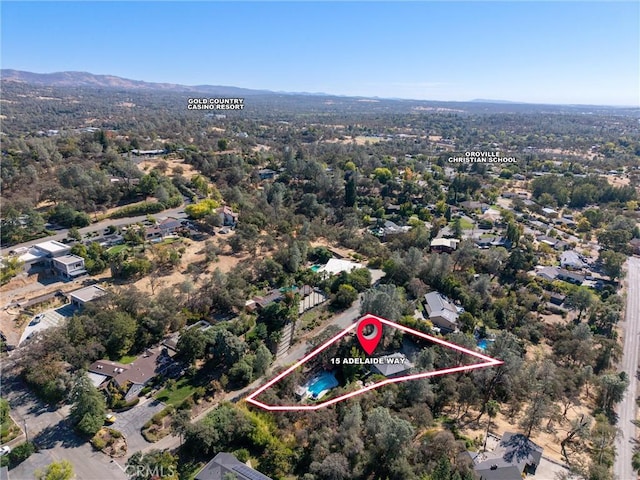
left=69, top=374, right=106, bottom=436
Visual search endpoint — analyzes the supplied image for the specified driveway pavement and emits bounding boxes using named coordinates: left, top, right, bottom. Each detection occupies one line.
left=109, top=398, right=166, bottom=459
left=18, top=304, right=77, bottom=345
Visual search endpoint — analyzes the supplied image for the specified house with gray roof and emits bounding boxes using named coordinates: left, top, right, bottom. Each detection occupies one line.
left=423, top=292, right=459, bottom=332
left=468, top=432, right=543, bottom=480
left=560, top=250, right=587, bottom=270
left=371, top=353, right=413, bottom=378
left=68, top=285, right=108, bottom=307
left=195, top=452, right=272, bottom=480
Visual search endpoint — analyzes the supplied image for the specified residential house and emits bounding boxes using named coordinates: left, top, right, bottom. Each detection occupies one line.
left=163, top=320, right=212, bottom=352
left=257, top=168, right=277, bottom=180
left=195, top=452, right=272, bottom=480
left=384, top=204, right=402, bottom=215
left=460, top=200, right=490, bottom=213
left=481, top=208, right=503, bottom=224
left=158, top=217, right=183, bottom=236
left=476, top=237, right=512, bottom=250
left=541, top=207, right=559, bottom=218
left=251, top=289, right=284, bottom=311
left=468, top=432, right=543, bottom=480
left=536, top=235, right=558, bottom=248
left=318, top=258, right=363, bottom=276
left=88, top=347, right=170, bottom=400
left=557, top=269, right=585, bottom=286
left=430, top=238, right=459, bottom=254
left=371, top=353, right=414, bottom=378
left=249, top=285, right=316, bottom=312
left=560, top=251, right=587, bottom=270
left=52, top=254, right=87, bottom=279
left=17, top=240, right=72, bottom=272
left=87, top=359, right=129, bottom=388
left=131, top=149, right=166, bottom=156
left=536, top=266, right=559, bottom=282
left=217, top=206, right=238, bottom=227
left=378, top=220, right=411, bottom=240
left=68, top=285, right=108, bottom=308
left=423, top=292, right=459, bottom=332
left=548, top=292, right=566, bottom=306
left=145, top=225, right=162, bottom=240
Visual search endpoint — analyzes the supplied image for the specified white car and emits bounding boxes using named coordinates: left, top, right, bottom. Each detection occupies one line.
left=0, top=445, right=11, bottom=456
left=32, top=313, right=45, bottom=324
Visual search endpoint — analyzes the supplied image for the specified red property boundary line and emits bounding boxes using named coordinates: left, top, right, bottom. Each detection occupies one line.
left=245, top=314, right=503, bottom=411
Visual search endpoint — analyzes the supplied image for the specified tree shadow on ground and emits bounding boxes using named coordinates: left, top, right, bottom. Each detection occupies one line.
left=32, top=418, right=86, bottom=450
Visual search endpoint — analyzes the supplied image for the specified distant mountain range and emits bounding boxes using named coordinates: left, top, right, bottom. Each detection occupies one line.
left=2, top=70, right=637, bottom=112
left=0, top=69, right=273, bottom=96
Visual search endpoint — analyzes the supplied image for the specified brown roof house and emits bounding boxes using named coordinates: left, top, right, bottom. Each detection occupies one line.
left=88, top=347, right=170, bottom=400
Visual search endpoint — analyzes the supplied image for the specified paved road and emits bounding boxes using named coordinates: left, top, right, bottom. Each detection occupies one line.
left=614, top=256, right=640, bottom=480
left=2, top=374, right=126, bottom=480
left=0, top=206, right=188, bottom=257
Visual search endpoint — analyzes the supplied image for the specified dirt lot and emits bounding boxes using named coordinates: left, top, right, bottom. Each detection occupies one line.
left=132, top=236, right=248, bottom=295
left=459, top=400, right=591, bottom=467
left=137, top=156, right=200, bottom=178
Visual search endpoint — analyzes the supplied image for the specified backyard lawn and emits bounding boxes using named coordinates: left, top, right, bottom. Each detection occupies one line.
left=107, top=244, right=129, bottom=255
left=155, top=377, right=197, bottom=406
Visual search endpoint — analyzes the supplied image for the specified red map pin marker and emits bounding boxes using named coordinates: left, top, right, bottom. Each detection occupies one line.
left=357, top=316, right=383, bottom=355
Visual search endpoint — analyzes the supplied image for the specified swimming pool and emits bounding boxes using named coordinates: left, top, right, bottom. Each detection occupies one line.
left=306, top=371, right=339, bottom=398
left=477, top=338, right=495, bottom=352
left=310, top=265, right=321, bottom=272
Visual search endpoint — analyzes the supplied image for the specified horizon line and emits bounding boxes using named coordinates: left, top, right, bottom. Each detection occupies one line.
left=2, top=68, right=638, bottom=109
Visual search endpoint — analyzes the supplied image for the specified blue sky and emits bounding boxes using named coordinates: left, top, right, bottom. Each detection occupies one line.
left=2, top=2, right=638, bottom=105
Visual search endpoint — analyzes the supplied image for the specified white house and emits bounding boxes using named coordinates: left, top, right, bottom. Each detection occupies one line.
left=560, top=250, right=587, bottom=270
left=52, top=254, right=87, bottom=279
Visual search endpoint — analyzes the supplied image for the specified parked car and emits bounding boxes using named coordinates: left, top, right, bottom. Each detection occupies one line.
left=32, top=313, right=45, bottom=324
left=105, top=414, right=116, bottom=424
left=0, top=445, right=11, bottom=456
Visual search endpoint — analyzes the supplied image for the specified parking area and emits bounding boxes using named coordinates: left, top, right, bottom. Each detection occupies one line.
left=19, top=303, right=77, bottom=345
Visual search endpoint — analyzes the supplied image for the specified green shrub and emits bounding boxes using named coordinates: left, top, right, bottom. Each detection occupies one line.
left=139, top=386, right=152, bottom=397
left=110, top=202, right=165, bottom=219
left=178, top=397, right=194, bottom=411
left=91, top=436, right=107, bottom=450
left=7, top=441, right=35, bottom=468
left=113, top=397, right=140, bottom=412
left=234, top=449, right=250, bottom=463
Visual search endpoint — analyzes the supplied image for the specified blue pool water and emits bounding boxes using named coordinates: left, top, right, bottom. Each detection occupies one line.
left=477, top=339, right=495, bottom=352
left=307, top=372, right=339, bottom=397
left=310, top=265, right=321, bottom=272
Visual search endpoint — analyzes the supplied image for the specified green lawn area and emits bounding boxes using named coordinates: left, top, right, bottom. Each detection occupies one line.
left=158, top=237, right=180, bottom=246
left=117, top=355, right=137, bottom=364
left=155, top=377, right=197, bottom=406
left=450, top=218, right=474, bottom=230
left=107, top=244, right=129, bottom=255
left=1, top=399, right=20, bottom=444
